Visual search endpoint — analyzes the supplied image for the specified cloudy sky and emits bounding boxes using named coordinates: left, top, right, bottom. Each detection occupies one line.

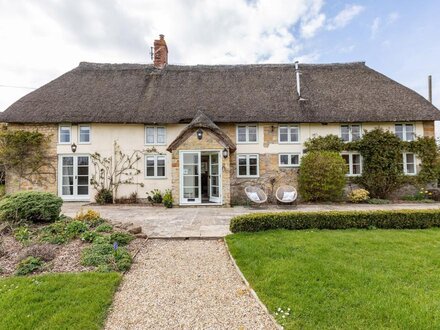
left=0, top=0, right=439, bottom=112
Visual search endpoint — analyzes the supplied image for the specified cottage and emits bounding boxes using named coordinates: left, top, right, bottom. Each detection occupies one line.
left=1, top=35, right=439, bottom=205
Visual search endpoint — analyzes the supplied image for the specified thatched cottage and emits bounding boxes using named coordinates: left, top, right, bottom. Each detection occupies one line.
left=1, top=35, right=439, bottom=205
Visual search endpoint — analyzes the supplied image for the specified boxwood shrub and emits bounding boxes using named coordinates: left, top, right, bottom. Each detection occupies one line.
left=230, top=210, right=440, bottom=233
left=0, top=191, right=63, bottom=223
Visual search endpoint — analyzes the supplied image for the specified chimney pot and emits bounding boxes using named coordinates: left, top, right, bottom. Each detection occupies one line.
left=153, top=34, right=168, bottom=69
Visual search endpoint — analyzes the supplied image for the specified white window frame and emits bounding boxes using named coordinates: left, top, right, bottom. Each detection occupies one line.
left=278, top=124, right=300, bottom=144
left=145, top=155, right=166, bottom=178
left=237, top=154, right=259, bottom=178
left=145, top=126, right=167, bottom=145
left=341, top=152, right=362, bottom=176
left=236, top=124, right=258, bottom=144
left=58, top=124, right=71, bottom=144
left=402, top=152, right=417, bottom=175
left=340, top=124, right=362, bottom=142
left=395, top=123, right=415, bottom=141
left=278, top=153, right=301, bottom=167
left=78, top=124, right=91, bottom=144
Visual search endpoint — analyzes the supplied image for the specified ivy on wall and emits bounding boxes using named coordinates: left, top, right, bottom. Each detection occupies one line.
left=305, top=128, right=440, bottom=198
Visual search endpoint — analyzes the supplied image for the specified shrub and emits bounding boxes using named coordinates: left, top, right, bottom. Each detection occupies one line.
left=230, top=210, right=440, bottom=233
left=81, top=231, right=99, bottom=243
left=0, top=191, right=62, bottom=223
left=38, top=219, right=71, bottom=244
left=14, top=225, right=32, bottom=244
left=95, top=224, right=113, bottom=233
left=16, top=256, right=44, bottom=276
left=109, top=232, right=134, bottom=246
left=163, top=189, right=173, bottom=208
left=65, top=221, right=88, bottom=238
left=95, top=188, right=113, bottom=204
left=81, top=243, right=132, bottom=272
left=367, top=198, right=391, bottom=205
left=304, top=134, right=345, bottom=152
left=75, top=209, right=104, bottom=227
left=298, top=151, right=347, bottom=202
left=147, top=189, right=162, bottom=204
left=347, top=189, right=370, bottom=203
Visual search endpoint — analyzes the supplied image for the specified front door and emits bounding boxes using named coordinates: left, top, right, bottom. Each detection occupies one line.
left=59, top=155, right=90, bottom=200
left=180, top=151, right=201, bottom=204
left=209, top=153, right=221, bottom=203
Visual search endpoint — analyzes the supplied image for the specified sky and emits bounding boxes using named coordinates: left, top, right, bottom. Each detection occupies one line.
left=0, top=0, right=439, bottom=114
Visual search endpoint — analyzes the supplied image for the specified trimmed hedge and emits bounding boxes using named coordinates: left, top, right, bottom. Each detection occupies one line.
left=0, top=191, right=63, bottom=223
left=230, top=210, right=440, bottom=233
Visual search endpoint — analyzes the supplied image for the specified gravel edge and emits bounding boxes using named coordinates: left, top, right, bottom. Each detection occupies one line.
left=223, top=238, right=283, bottom=330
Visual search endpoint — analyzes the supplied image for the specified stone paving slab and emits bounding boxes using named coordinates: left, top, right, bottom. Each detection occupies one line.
left=62, top=202, right=440, bottom=238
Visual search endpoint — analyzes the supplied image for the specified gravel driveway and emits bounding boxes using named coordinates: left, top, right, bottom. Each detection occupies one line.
left=105, top=239, right=277, bottom=329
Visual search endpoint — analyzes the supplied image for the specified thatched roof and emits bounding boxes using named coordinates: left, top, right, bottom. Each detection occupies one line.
left=1, top=61, right=439, bottom=123
left=167, top=110, right=236, bottom=152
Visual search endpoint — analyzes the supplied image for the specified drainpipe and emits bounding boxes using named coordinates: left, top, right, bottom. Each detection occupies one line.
left=428, top=75, right=432, bottom=103
left=295, top=61, right=301, bottom=98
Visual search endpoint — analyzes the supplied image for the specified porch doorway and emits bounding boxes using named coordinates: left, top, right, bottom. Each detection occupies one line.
left=180, top=151, right=222, bottom=205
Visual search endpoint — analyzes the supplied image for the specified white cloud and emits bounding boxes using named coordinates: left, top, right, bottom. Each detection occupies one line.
left=327, top=4, right=364, bottom=30
left=301, top=14, right=326, bottom=38
left=371, top=17, right=380, bottom=39
left=388, top=12, right=399, bottom=24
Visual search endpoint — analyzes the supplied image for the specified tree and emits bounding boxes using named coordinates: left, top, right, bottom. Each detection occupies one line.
left=304, top=134, right=345, bottom=152
left=0, top=130, right=55, bottom=189
left=298, top=151, right=346, bottom=202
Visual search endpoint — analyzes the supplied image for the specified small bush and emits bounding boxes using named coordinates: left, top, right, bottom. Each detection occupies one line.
left=81, top=231, right=99, bottom=243
left=16, top=256, right=44, bottom=276
left=0, top=191, right=62, bottom=223
left=298, top=151, right=347, bottom=202
left=95, top=188, right=113, bottom=204
left=38, top=219, right=71, bottom=244
left=14, top=225, right=32, bottom=244
left=75, top=209, right=104, bottom=227
left=95, top=224, right=113, bottom=233
left=65, top=221, right=88, bottom=238
left=230, top=210, right=440, bottom=233
left=163, top=189, right=173, bottom=208
left=347, top=189, right=370, bottom=203
left=147, top=189, right=162, bottom=204
left=81, top=243, right=132, bottom=272
left=367, top=198, right=391, bottom=205
left=109, top=232, right=134, bottom=246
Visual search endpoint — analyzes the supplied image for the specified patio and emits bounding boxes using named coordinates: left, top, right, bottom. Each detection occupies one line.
left=61, top=202, right=440, bottom=238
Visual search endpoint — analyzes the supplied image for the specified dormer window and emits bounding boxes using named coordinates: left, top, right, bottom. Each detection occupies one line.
left=341, top=124, right=361, bottom=142
left=145, top=126, right=166, bottom=145
left=59, top=124, right=71, bottom=144
left=395, top=124, right=415, bottom=141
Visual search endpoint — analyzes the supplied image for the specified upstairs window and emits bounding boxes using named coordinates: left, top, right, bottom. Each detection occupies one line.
left=237, top=154, right=259, bottom=177
left=341, top=152, right=362, bottom=176
left=59, top=125, right=71, bottom=144
left=341, top=124, right=361, bottom=142
left=279, top=153, right=300, bottom=167
left=78, top=125, right=91, bottom=144
left=279, top=125, right=300, bottom=143
left=395, top=124, right=415, bottom=141
left=145, top=155, right=166, bottom=178
left=402, top=153, right=416, bottom=175
left=237, top=125, right=258, bottom=143
left=145, top=126, right=166, bottom=145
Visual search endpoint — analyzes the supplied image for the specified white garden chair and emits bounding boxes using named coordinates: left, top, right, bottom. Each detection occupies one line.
left=275, top=185, right=298, bottom=206
left=244, top=186, right=268, bottom=207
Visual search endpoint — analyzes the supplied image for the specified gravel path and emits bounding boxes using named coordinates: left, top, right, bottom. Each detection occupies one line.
left=105, top=239, right=277, bottom=329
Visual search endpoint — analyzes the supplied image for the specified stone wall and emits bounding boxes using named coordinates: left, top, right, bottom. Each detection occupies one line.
left=230, top=154, right=298, bottom=205
left=5, top=124, right=58, bottom=194
left=171, top=129, right=231, bottom=206
left=423, top=121, right=435, bottom=137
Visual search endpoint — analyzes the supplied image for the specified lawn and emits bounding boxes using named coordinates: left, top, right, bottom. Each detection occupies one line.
left=226, top=229, right=440, bottom=329
left=0, top=272, right=121, bottom=330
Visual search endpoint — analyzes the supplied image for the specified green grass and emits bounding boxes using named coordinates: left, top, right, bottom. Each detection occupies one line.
left=0, top=272, right=121, bottom=330
left=226, top=229, right=440, bottom=329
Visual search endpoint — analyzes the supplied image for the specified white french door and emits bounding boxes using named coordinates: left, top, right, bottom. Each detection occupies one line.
left=209, top=153, right=221, bottom=203
left=180, top=151, right=201, bottom=204
left=59, top=155, right=90, bottom=200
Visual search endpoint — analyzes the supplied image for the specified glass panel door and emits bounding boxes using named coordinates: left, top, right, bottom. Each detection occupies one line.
left=180, top=152, right=201, bottom=204
left=60, top=155, right=90, bottom=200
left=209, top=153, right=221, bottom=203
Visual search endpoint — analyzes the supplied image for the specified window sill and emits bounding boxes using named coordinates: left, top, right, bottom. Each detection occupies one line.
left=237, top=175, right=259, bottom=178
left=279, top=165, right=300, bottom=168
left=278, top=141, right=300, bottom=144
left=236, top=142, right=259, bottom=145
left=144, top=176, right=167, bottom=180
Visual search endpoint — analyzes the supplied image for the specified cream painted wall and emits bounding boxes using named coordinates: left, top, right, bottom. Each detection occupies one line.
left=56, top=122, right=425, bottom=201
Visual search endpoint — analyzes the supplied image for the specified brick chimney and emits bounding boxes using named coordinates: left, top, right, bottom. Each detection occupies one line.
left=153, top=34, right=168, bottom=69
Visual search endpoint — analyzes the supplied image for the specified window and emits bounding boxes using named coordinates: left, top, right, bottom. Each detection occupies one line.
left=402, top=153, right=416, bottom=175
left=395, top=124, right=415, bottom=141
left=279, top=153, right=300, bottom=167
left=145, top=155, right=166, bottom=178
left=278, top=125, right=300, bottom=143
left=341, top=124, right=361, bottom=142
left=78, top=125, right=91, bottom=143
left=341, top=152, right=362, bottom=176
left=237, top=154, right=259, bottom=177
left=145, top=126, right=166, bottom=145
left=236, top=125, right=258, bottom=143
left=59, top=125, right=71, bottom=144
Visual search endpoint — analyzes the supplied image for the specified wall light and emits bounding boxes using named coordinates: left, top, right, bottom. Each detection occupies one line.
left=71, top=143, right=77, bottom=153
left=197, top=129, right=203, bottom=140
left=222, top=148, right=229, bottom=158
